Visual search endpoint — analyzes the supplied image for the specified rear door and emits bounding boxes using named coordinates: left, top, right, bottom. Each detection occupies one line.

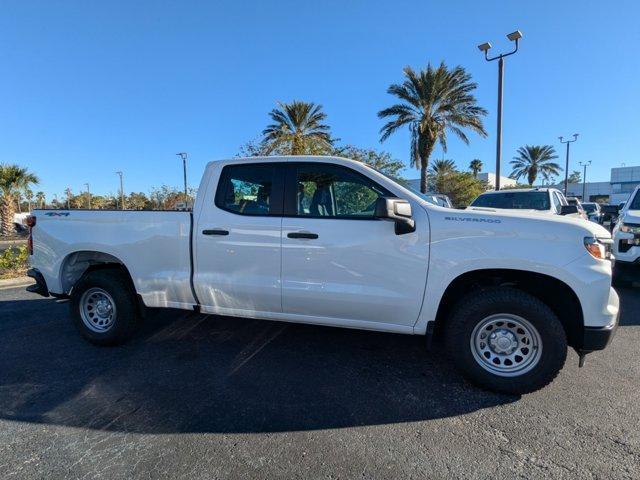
left=194, top=162, right=284, bottom=317
left=280, top=162, right=429, bottom=329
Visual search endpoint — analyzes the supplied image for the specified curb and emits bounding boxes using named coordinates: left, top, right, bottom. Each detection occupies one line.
left=0, top=276, right=34, bottom=290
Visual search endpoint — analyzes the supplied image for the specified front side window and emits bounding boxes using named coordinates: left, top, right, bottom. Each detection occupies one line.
left=291, top=164, right=390, bottom=218
left=215, top=164, right=281, bottom=215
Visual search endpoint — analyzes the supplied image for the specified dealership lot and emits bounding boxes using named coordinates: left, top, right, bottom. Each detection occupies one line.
left=1, top=285, right=639, bottom=479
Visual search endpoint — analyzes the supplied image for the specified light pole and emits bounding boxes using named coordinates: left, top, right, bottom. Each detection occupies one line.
left=116, top=171, right=125, bottom=210
left=84, top=183, right=91, bottom=209
left=579, top=160, right=592, bottom=201
left=559, top=134, right=579, bottom=196
left=478, top=30, right=522, bottom=191
left=176, top=152, right=188, bottom=203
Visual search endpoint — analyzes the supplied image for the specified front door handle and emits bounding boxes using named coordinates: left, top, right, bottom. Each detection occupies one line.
left=202, top=229, right=229, bottom=236
left=287, top=232, right=319, bottom=239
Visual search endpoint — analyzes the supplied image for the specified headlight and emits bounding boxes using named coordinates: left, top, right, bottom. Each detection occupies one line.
left=619, top=223, right=640, bottom=234
left=584, top=237, right=613, bottom=260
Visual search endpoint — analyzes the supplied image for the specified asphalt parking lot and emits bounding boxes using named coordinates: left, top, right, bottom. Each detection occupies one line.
left=1, top=285, right=639, bottom=479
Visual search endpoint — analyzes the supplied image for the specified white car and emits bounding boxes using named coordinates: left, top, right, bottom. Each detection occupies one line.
left=613, top=185, right=640, bottom=269
left=13, top=212, right=30, bottom=232
left=26, top=156, right=618, bottom=394
left=582, top=202, right=603, bottom=224
left=467, top=187, right=585, bottom=219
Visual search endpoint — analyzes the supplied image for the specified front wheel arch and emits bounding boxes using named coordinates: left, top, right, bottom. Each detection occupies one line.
left=432, top=269, right=584, bottom=349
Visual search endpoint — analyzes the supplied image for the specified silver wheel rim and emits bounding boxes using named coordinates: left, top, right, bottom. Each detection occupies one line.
left=470, top=313, right=542, bottom=377
left=80, top=287, right=117, bottom=333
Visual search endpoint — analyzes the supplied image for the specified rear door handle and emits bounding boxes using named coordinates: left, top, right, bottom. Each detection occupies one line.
left=202, top=229, right=229, bottom=236
left=287, top=232, right=318, bottom=239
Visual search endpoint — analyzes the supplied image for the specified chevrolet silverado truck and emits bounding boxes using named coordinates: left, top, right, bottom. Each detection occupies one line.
left=613, top=184, right=640, bottom=284
left=26, top=156, right=619, bottom=394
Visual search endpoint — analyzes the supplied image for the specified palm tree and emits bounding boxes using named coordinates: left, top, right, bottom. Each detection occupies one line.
left=35, top=191, right=46, bottom=209
left=469, top=159, right=483, bottom=177
left=262, top=101, right=333, bottom=155
left=378, top=62, right=488, bottom=193
left=429, top=159, right=457, bottom=176
left=24, top=188, right=34, bottom=212
left=510, top=145, right=561, bottom=186
left=64, top=188, right=72, bottom=209
left=0, top=164, right=39, bottom=236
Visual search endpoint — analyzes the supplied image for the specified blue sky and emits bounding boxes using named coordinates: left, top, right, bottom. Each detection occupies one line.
left=2, top=0, right=639, bottom=199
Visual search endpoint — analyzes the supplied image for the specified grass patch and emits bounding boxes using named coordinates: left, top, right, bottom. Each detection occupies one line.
left=0, top=245, right=29, bottom=279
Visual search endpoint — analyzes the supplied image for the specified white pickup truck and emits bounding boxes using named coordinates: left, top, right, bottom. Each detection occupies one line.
left=613, top=184, right=640, bottom=279
left=26, top=156, right=619, bottom=394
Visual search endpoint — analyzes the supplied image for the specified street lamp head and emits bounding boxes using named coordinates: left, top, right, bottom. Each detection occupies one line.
left=176, top=152, right=187, bottom=159
left=507, top=30, right=523, bottom=41
left=573, top=133, right=579, bottom=139
left=558, top=136, right=564, bottom=142
left=477, top=42, right=492, bottom=52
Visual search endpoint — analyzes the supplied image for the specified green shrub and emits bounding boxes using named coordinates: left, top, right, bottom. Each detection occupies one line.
left=0, top=244, right=29, bottom=273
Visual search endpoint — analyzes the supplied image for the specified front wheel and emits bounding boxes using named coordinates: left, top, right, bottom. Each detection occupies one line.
left=444, top=287, right=567, bottom=395
left=70, top=268, right=140, bottom=346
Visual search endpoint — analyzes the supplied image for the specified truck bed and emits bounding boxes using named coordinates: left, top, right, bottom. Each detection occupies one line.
left=31, top=210, right=197, bottom=309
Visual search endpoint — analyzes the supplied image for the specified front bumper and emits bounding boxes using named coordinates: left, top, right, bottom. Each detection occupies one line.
left=613, top=230, right=640, bottom=263
left=581, top=321, right=618, bottom=353
left=26, top=268, right=49, bottom=297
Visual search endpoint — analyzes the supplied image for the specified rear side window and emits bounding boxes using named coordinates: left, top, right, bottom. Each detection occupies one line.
left=215, top=164, right=283, bottom=215
left=629, top=190, right=640, bottom=210
left=551, top=192, right=562, bottom=213
left=288, top=163, right=391, bottom=218
left=471, top=191, right=551, bottom=210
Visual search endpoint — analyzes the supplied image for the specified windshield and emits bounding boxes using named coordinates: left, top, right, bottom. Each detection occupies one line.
left=629, top=191, right=640, bottom=210
left=583, top=203, right=598, bottom=213
left=471, top=191, right=551, bottom=210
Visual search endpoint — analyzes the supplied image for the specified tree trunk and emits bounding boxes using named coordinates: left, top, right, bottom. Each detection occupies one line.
left=419, top=141, right=436, bottom=193
left=420, top=165, right=428, bottom=193
left=1, top=196, right=16, bottom=237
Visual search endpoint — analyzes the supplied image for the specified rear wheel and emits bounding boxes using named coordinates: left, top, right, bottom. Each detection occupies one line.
left=70, top=269, right=139, bottom=345
left=444, top=287, right=567, bottom=395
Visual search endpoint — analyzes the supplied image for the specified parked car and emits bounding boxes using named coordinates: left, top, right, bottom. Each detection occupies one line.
left=467, top=188, right=584, bottom=219
left=419, top=192, right=453, bottom=208
left=566, top=197, right=589, bottom=221
left=612, top=185, right=640, bottom=282
left=13, top=212, right=30, bottom=233
left=582, top=202, right=603, bottom=224
left=601, top=204, right=621, bottom=230
left=26, top=156, right=618, bottom=395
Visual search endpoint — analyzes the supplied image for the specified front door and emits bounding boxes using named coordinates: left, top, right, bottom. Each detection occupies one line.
left=194, top=162, right=284, bottom=317
left=281, top=162, right=429, bottom=328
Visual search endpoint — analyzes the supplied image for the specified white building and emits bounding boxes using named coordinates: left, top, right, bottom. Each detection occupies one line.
left=477, top=172, right=517, bottom=189
left=564, top=181, right=611, bottom=202
left=554, top=166, right=640, bottom=204
left=610, top=166, right=640, bottom=204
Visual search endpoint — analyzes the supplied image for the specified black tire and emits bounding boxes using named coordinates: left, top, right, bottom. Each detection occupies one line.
left=444, top=287, right=567, bottom=395
left=70, top=268, right=140, bottom=346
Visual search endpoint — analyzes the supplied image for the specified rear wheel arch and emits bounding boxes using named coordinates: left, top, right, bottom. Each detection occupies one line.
left=59, top=251, right=135, bottom=295
left=433, top=269, right=584, bottom=349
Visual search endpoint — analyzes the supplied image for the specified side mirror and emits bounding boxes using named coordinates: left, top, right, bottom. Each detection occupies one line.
left=560, top=205, right=579, bottom=216
left=375, top=197, right=416, bottom=235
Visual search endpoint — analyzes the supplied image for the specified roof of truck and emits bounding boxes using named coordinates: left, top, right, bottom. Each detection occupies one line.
left=478, top=187, right=557, bottom=195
